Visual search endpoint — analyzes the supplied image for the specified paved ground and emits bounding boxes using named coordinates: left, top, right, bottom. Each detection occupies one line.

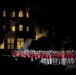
left=48, top=64, right=76, bottom=70
left=65, top=64, right=76, bottom=70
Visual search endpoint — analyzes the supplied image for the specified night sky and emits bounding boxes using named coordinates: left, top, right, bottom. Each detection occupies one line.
left=0, top=0, right=75, bottom=41
left=29, top=1, right=75, bottom=41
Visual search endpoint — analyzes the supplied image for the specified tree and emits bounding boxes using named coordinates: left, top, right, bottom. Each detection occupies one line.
left=37, top=36, right=50, bottom=50
left=29, top=40, right=38, bottom=50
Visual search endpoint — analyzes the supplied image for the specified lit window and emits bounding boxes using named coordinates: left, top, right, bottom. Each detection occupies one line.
left=17, top=38, right=24, bottom=49
left=11, top=38, right=14, bottom=43
left=7, top=38, right=11, bottom=43
left=7, top=44, right=10, bottom=49
left=26, top=8, right=30, bottom=18
left=3, top=25, right=5, bottom=30
left=11, top=11, right=15, bottom=17
left=18, top=10, right=24, bottom=17
left=11, top=26, right=15, bottom=32
left=7, top=38, right=14, bottom=49
left=26, top=26, right=29, bottom=32
left=26, top=11, right=29, bottom=18
left=11, top=44, right=14, bottom=49
left=19, top=24, right=23, bottom=31
left=7, top=38, right=14, bottom=43
left=7, top=38, right=11, bottom=49
left=3, top=10, right=6, bottom=17
left=0, top=41, right=4, bottom=49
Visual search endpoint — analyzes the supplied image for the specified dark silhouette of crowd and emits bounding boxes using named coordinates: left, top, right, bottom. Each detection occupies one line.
left=0, top=50, right=76, bottom=74
left=0, top=50, right=66, bottom=74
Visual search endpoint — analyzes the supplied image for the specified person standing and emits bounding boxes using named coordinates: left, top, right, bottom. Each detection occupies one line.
left=38, top=52, right=41, bottom=64
left=61, top=50, right=66, bottom=65
left=58, top=51, right=61, bottom=64
left=46, top=52, right=50, bottom=65
left=70, top=51, right=75, bottom=64
left=52, top=51, right=55, bottom=64
left=74, top=51, right=76, bottom=64
left=49, top=52, right=53, bottom=65
left=67, top=51, right=71, bottom=64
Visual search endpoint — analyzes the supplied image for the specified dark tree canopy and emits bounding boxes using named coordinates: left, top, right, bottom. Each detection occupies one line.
left=37, top=36, right=50, bottom=50
left=29, top=40, right=38, bottom=50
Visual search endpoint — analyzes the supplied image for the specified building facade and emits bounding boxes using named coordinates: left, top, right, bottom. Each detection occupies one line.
left=0, top=2, right=47, bottom=50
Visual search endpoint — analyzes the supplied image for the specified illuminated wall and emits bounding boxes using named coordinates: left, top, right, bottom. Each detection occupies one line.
left=0, top=41, right=4, bottom=49
left=18, top=10, right=24, bottom=17
left=19, top=24, right=23, bottom=31
left=26, top=7, right=30, bottom=18
left=3, top=10, right=6, bottom=17
left=35, top=26, right=47, bottom=40
left=17, top=38, right=24, bottom=49
left=11, top=26, right=16, bottom=32
left=7, top=38, right=14, bottom=49
left=26, top=11, right=29, bottom=18
left=26, top=26, right=29, bottom=32
left=11, top=11, right=15, bottom=17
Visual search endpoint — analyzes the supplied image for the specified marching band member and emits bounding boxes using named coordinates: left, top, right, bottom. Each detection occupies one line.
left=30, top=52, right=34, bottom=62
left=54, top=51, right=58, bottom=64
left=52, top=51, right=55, bottom=64
left=15, top=51, right=19, bottom=57
left=40, top=51, right=44, bottom=64
left=35, top=52, right=38, bottom=60
left=43, top=51, right=47, bottom=64
left=61, top=50, right=66, bottom=65
left=11, top=49, right=76, bottom=65
left=49, top=52, right=53, bottom=64
left=67, top=51, right=71, bottom=64
left=37, top=52, right=41, bottom=64
left=27, top=52, right=31, bottom=59
left=12, top=51, right=16, bottom=57
left=70, top=50, right=75, bottom=64
left=58, top=51, right=61, bottom=64
left=66, top=51, right=68, bottom=64
left=74, top=51, right=76, bottom=63
left=40, top=52, right=44, bottom=64
left=46, top=51, right=50, bottom=65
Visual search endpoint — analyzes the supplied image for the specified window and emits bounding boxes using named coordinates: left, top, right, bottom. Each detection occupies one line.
left=11, top=38, right=14, bottom=43
left=11, top=11, right=15, bottom=17
left=7, top=38, right=14, bottom=49
left=18, top=10, right=24, bottom=17
left=26, top=26, right=29, bottom=32
left=11, top=26, right=15, bottom=32
left=0, top=41, right=4, bottom=49
left=19, top=24, right=23, bottom=31
left=3, top=10, right=6, bottom=17
left=26, top=11, right=29, bottom=18
left=7, top=38, right=14, bottom=44
left=26, top=8, right=30, bottom=18
left=7, top=44, right=10, bottom=49
left=7, top=38, right=11, bottom=43
left=3, top=25, right=5, bottom=30
left=11, top=44, right=14, bottom=49
left=17, top=38, right=24, bottom=49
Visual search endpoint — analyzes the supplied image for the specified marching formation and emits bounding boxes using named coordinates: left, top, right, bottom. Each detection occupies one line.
left=12, top=49, right=76, bottom=65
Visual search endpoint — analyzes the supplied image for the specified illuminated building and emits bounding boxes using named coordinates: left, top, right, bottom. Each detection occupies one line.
left=35, top=25, right=47, bottom=40
left=0, top=1, right=47, bottom=50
